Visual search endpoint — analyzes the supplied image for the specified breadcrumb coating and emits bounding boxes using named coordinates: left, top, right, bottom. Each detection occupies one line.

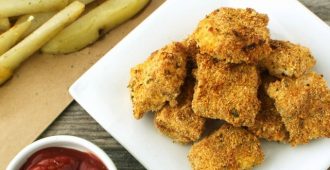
left=183, top=37, right=199, bottom=59
left=248, top=73, right=289, bottom=142
left=155, top=78, right=206, bottom=144
left=192, top=7, right=271, bottom=64
left=188, top=123, right=264, bottom=170
left=267, top=72, right=330, bottom=146
left=192, top=54, right=260, bottom=127
left=261, top=40, right=316, bottom=78
left=129, top=42, right=188, bottom=119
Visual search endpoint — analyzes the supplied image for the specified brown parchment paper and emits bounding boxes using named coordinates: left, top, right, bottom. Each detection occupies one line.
left=0, top=0, right=164, bottom=168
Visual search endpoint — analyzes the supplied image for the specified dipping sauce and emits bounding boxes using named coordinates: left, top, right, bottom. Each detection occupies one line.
left=20, top=147, right=107, bottom=170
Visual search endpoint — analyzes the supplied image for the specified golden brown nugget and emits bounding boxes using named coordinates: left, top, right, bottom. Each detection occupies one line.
left=129, top=42, right=188, bottom=119
left=192, top=54, right=260, bottom=127
left=188, top=123, right=264, bottom=170
left=267, top=72, right=330, bottom=146
left=261, top=40, right=316, bottom=78
left=248, top=73, right=289, bottom=142
left=155, top=79, right=206, bottom=144
left=192, top=8, right=271, bottom=64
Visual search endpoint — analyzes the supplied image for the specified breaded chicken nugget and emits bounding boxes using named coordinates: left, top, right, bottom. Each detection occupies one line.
left=267, top=72, right=330, bottom=146
left=192, top=8, right=271, bottom=64
left=188, top=123, right=264, bottom=170
left=261, top=40, right=316, bottom=78
left=129, top=42, right=188, bottom=119
left=248, top=73, right=289, bottom=142
left=192, top=54, right=260, bottom=127
left=155, top=78, right=206, bottom=144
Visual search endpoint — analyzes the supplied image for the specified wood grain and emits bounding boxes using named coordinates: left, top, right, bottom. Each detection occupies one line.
left=41, top=1, right=330, bottom=169
left=40, top=103, right=145, bottom=170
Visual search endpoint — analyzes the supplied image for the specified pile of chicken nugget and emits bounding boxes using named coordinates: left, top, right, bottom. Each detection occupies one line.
left=128, top=7, right=330, bottom=170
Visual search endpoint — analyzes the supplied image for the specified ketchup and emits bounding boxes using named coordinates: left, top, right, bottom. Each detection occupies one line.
left=20, top=147, right=108, bottom=170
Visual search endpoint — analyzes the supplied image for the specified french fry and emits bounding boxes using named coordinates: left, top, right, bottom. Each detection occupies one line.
left=42, top=0, right=150, bottom=54
left=0, top=18, right=10, bottom=32
left=0, top=0, right=68, bottom=18
left=0, top=1, right=85, bottom=85
left=69, top=0, right=94, bottom=5
left=17, top=12, right=56, bottom=38
left=0, top=16, right=34, bottom=55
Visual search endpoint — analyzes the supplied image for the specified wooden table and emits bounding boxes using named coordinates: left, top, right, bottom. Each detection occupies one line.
left=41, top=1, right=330, bottom=169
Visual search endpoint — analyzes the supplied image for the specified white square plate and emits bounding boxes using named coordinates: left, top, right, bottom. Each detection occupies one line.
left=69, top=0, right=330, bottom=169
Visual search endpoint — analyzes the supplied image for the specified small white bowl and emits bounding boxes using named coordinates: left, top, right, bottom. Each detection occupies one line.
left=7, top=135, right=117, bottom=170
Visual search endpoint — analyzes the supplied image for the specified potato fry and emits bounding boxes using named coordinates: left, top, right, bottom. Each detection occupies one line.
left=0, top=0, right=68, bottom=18
left=17, top=12, right=56, bottom=38
left=0, top=18, right=10, bottom=32
left=69, top=0, right=94, bottom=4
left=0, top=1, right=85, bottom=85
left=42, top=0, right=150, bottom=54
left=0, top=16, right=34, bottom=55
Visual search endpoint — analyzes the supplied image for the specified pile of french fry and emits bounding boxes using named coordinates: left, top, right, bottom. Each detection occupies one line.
left=0, top=0, right=149, bottom=85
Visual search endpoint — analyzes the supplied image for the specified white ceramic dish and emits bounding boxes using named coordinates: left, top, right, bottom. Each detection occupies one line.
left=69, top=0, right=330, bottom=170
left=7, top=135, right=117, bottom=170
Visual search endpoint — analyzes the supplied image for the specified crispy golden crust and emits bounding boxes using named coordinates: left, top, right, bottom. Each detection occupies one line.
left=192, top=8, right=271, bottom=64
left=183, top=37, right=199, bottom=59
left=155, top=79, right=206, bottom=144
left=182, top=37, right=199, bottom=71
left=188, top=123, right=264, bottom=170
left=248, top=73, right=289, bottom=142
left=192, top=54, right=260, bottom=127
left=267, top=72, right=330, bottom=146
left=129, top=42, right=188, bottom=119
left=261, top=40, right=316, bottom=78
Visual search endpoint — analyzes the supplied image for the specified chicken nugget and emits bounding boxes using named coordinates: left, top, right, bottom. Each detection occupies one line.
left=261, top=40, right=316, bottom=78
left=192, top=8, right=271, bottom=64
left=155, top=78, right=206, bottom=144
left=267, top=72, right=330, bottom=146
left=129, top=42, right=188, bottom=119
left=188, top=123, right=264, bottom=170
left=248, top=73, right=289, bottom=142
left=192, top=54, right=260, bottom=127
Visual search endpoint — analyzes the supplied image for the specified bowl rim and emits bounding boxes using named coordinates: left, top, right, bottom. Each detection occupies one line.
left=7, top=135, right=117, bottom=170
